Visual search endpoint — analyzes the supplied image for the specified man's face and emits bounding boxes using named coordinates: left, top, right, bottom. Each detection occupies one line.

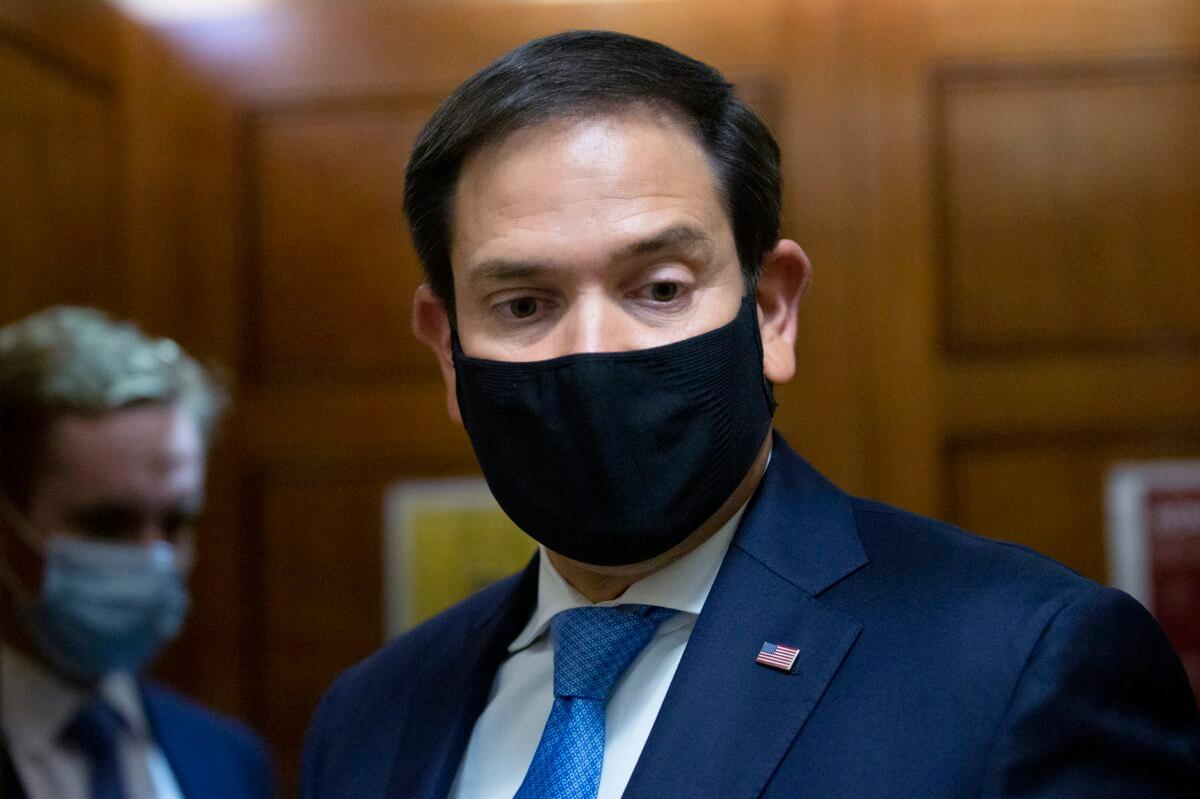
left=412, top=108, right=809, bottom=582
left=24, top=404, right=205, bottom=547
left=449, top=112, right=747, bottom=364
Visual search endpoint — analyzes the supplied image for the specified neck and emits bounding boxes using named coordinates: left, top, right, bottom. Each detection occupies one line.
left=547, top=433, right=772, bottom=602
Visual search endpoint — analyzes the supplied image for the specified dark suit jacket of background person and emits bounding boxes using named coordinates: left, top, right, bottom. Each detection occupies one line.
left=301, top=432, right=1200, bottom=797
left=2, top=682, right=274, bottom=798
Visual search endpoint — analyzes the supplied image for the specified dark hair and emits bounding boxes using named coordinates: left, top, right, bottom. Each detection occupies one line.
left=403, top=30, right=782, bottom=316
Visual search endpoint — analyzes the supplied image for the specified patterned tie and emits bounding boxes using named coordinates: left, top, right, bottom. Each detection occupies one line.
left=515, top=604, right=676, bottom=799
left=60, top=698, right=126, bottom=799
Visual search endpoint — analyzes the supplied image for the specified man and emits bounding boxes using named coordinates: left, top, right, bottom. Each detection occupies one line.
left=0, top=307, right=273, bottom=798
left=302, top=31, right=1200, bottom=797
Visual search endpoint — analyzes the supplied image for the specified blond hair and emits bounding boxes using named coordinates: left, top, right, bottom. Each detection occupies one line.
left=0, top=306, right=225, bottom=503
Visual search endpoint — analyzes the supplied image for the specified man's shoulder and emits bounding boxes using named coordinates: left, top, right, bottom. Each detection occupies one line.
left=300, top=568, right=530, bottom=794
left=830, top=493, right=1154, bottom=660
left=847, top=494, right=1094, bottom=596
left=141, top=680, right=274, bottom=795
left=142, top=681, right=269, bottom=756
left=323, top=567, right=527, bottom=709
left=758, top=437, right=1099, bottom=605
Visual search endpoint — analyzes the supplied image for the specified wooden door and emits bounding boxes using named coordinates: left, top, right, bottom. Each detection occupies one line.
left=851, top=0, right=1200, bottom=580
left=0, top=0, right=126, bottom=323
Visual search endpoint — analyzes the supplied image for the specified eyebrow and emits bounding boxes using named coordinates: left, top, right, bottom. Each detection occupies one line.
left=464, top=224, right=718, bottom=286
left=623, top=224, right=715, bottom=261
left=465, top=259, right=551, bottom=286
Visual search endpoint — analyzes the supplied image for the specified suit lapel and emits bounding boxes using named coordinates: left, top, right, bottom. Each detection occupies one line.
left=384, top=555, right=539, bottom=798
left=141, top=684, right=205, bottom=798
left=625, top=434, right=868, bottom=798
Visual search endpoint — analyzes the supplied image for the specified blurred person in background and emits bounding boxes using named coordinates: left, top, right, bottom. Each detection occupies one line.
left=0, top=307, right=273, bottom=799
left=303, top=31, right=1199, bottom=799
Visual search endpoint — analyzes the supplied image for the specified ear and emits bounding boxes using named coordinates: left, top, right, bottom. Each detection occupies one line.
left=756, top=239, right=812, bottom=384
left=412, top=284, right=462, bottom=424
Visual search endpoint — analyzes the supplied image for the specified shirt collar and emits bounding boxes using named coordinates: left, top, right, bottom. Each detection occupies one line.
left=508, top=501, right=748, bottom=653
left=1, top=645, right=152, bottom=751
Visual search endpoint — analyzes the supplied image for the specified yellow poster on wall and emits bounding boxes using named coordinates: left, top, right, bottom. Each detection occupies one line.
left=384, top=479, right=536, bottom=637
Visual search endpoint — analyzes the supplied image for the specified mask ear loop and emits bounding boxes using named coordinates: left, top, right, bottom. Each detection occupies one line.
left=448, top=321, right=466, bottom=360
left=159, top=531, right=196, bottom=575
left=742, top=291, right=778, bottom=416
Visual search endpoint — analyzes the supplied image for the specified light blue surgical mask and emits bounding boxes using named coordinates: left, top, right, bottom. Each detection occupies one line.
left=0, top=497, right=190, bottom=682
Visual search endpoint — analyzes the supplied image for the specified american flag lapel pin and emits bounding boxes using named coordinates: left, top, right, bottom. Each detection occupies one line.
left=756, top=641, right=800, bottom=673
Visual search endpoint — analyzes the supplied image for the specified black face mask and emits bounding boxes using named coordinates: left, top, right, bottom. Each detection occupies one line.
left=451, top=293, right=775, bottom=567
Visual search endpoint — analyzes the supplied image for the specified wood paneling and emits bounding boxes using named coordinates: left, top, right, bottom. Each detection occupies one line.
left=770, top=0, right=873, bottom=492
left=235, top=382, right=473, bottom=462
left=0, top=0, right=121, bottom=83
left=945, top=359, right=1200, bottom=436
left=163, top=0, right=795, bottom=103
left=857, top=0, right=1200, bottom=526
left=0, top=31, right=122, bottom=321
left=948, top=430, right=1200, bottom=582
left=122, top=20, right=244, bottom=367
left=246, top=99, right=441, bottom=385
left=935, top=59, right=1200, bottom=357
left=252, top=467, right=384, bottom=787
left=249, top=458, right=471, bottom=790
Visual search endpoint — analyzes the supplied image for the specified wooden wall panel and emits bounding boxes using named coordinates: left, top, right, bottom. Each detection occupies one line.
left=247, top=100, right=441, bottom=384
left=252, top=466, right=387, bottom=789
left=0, top=36, right=122, bottom=321
left=122, top=20, right=244, bottom=367
left=948, top=431, right=1200, bottom=582
left=0, top=0, right=120, bottom=84
left=945, top=360, right=1200, bottom=437
left=936, top=59, right=1200, bottom=357
left=250, top=458, right=470, bottom=794
left=857, top=0, right=1200, bottom=522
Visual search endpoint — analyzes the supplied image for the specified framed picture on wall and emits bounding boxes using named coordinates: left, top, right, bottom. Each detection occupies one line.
left=1107, top=460, right=1200, bottom=699
left=383, top=478, right=537, bottom=638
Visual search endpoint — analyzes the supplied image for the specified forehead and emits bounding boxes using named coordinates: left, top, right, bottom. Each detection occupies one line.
left=450, top=111, right=731, bottom=269
left=37, top=404, right=204, bottom=499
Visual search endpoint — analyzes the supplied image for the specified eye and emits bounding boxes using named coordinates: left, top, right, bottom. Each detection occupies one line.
left=507, top=297, right=540, bottom=319
left=71, top=506, right=141, bottom=541
left=647, top=282, right=680, bottom=302
left=160, top=510, right=200, bottom=543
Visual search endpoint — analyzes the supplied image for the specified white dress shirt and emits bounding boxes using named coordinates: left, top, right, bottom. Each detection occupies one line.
left=0, top=645, right=184, bottom=799
left=449, top=503, right=747, bottom=799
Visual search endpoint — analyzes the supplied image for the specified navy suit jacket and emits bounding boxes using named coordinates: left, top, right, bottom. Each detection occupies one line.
left=3, top=681, right=274, bottom=799
left=302, top=434, right=1200, bottom=797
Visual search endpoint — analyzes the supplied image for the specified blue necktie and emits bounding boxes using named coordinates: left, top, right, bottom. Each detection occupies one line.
left=61, top=698, right=126, bottom=799
left=515, top=604, right=676, bottom=799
